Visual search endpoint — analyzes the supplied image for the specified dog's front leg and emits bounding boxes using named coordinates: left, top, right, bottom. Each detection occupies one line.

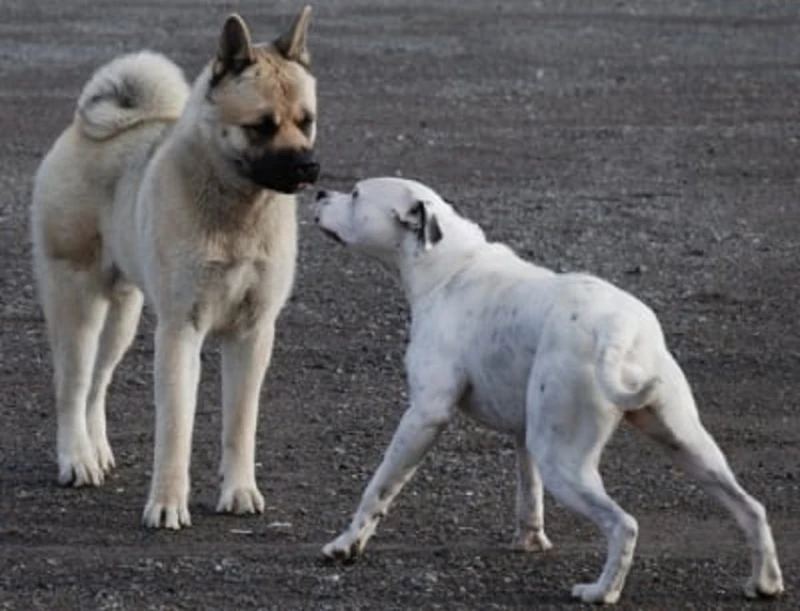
left=216, top=319, right=276, bottom=515
left=510, top=438, right=552, bottom=552
left=142, top=322, right=203, bottom=529
left=322, top=399, right=454, bottom=561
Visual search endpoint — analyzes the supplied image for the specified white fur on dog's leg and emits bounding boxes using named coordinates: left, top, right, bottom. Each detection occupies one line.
left=85, top=287, right=143, bottom=478
left=142, top=495, right=191, bottom=530
left=322, top=396, right=457, bottom=562
left=87, top=400, right=115, bottom=475
left=58, top=427, right=104, bottom=487
left=571, top=582, right=622, bottom=605
left=625, top=357, right=785, bottom=601
left=744, top=552, right=784, bottom=599
left=217, top=481, right=265, bottom=515
left=510, top=527, right=553, bottom=552
left=93, top=433, right=116, bottom=475
left=322, top=527, right=368, bottom=561
left=144, top=323, right=202, bottom=530
left=511, top=440, right=551, bottom=552
left=217, top=322, right=273, bottom=517
left=143, top=471, right=191, bottom=529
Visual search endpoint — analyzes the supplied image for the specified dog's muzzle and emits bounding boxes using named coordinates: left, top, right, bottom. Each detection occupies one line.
left=242, top=147, right=321, bottom=194
left=313, top=193, right=345, bottom=244
left=319, top=227, right=345, bottom=244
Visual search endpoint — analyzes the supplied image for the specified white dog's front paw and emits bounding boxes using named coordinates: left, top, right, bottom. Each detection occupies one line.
left=744, top=560, right=784, bottom=599
left=322, top=530, right=366, bottom=561
left=142, top=487, right=191, bottom=530
left=58, top=435, right=105, bottom=487
left=216, top=481, right=265, bottom=515
left=571, top=582, right=621, bottom=605
left=510, top=528, right=553, bottom=553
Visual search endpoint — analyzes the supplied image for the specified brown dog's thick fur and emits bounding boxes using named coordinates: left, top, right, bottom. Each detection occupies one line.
left=30, top=8, right=318, bottom=529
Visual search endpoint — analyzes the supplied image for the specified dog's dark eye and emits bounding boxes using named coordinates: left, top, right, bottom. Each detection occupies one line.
left=352, top=189, right=359, bottom=200
left=297, top=112, right=315, bottom=136
left=244, top=114, right=278, bottom=138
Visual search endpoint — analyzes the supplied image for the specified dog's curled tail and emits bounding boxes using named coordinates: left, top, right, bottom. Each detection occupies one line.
left=75, top=51, right=190, bottom=141
left=594, top=316, right=660, bottom=411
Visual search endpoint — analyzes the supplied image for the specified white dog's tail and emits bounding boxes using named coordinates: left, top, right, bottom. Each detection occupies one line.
left=75, top=51, right=189, bottom=141
left=594, top=316, right=660, bottom=411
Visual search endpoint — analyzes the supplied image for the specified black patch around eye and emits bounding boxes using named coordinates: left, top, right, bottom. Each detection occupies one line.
left=297, top=112, right=314, bottom=136
left=243, top=114, right=278, bottom=138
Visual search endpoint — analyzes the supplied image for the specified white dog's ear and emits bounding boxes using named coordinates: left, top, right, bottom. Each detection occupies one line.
left=394, top=199, right=443, bottom=251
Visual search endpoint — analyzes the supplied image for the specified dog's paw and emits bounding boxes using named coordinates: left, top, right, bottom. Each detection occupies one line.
left=58, top=436, right=105, bottom=487
left=322, top=531, right=365, bottom=562
left=93, top=436, right=116, bottom=476
left=510, top=528, right=553, bottom=553
left=744, top=562, right=784, bottom=599
left=216, top=482, right=265, bottom=515
left=142, top=491, right=191, bottom=530
left=571, top=582, right=621, bottom=605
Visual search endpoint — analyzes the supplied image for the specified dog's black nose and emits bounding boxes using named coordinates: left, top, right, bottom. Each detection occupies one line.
left=294, top=160, right=320, bottom=184
left=316, top=189, right=328, bottom=201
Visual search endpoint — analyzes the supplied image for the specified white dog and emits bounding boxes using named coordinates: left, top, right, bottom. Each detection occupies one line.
left=314, top=177, right=784, bottom=604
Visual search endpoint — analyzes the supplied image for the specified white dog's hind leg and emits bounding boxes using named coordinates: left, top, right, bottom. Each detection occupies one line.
left=510, top=438, right=552, bottom=552
left=41, top=261, right=109, bottom=487
left=529, top=364, right=635, bottom=604
left=86, top=284, right=143, bottom=475
left=626, top=354, right=784, bottom=599
left=216, top=320, right=276, bottom=515
left=537, top=454, right=637, bottom=604
left=322, top=399, right=455, bottom=560
left=143, top=322, right=203, bottom=529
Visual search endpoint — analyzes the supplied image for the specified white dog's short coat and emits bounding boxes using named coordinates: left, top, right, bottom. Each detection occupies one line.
left=315, top=177, right=784, bottom=604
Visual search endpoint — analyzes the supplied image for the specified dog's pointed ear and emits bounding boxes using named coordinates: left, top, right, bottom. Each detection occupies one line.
left=394, top=199, right=443, bottom=251
left=211, top=14, right=256, bottom=87
left=274, top=5, right=312, bottom=67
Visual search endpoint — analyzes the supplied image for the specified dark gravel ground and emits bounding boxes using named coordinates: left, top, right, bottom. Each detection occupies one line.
left=1, top=0, right=799, bottom=609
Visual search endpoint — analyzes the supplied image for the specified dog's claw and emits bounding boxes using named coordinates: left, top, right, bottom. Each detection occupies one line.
left=322, top=532, right=364, bottom=562
left=744, top=566, right=784, bottom=599
left=510, top=529, right=553, bottom=553
left=58, top=439, right=105, bottom=487
left=571, top=582, right=621, bottom=605
left=94, top=440, right=116, bottom=476
left=142, top=490, right=191, bottom=529
left=216, top=484, right=265, bottom=515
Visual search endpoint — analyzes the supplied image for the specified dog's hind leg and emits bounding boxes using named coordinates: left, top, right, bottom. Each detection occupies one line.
left=86, top=283, right=143, bottom=476
left=528, top=360, right=635, bottom=604
left=216, top=319, right=276, bottom=515
left=510, top=437, right=552, bottom=552
left=625, top=353, right=784, bottom=600
left=38, top=259, right=109, bottom=487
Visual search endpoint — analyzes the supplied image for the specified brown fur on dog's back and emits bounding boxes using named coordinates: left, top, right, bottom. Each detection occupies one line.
left=32, top=50, right=188, bottom=269
left=32, top=120, right=174, bottom=267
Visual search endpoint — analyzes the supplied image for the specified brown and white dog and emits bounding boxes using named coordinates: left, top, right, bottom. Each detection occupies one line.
left=30, top=8, right=319, bottom=529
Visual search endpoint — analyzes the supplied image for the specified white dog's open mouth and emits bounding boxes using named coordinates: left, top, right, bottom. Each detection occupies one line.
left=320, top=227, right=345, bottom=245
